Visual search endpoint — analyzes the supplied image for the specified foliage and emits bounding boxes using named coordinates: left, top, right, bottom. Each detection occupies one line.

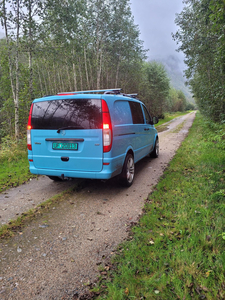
left=0, top=0, right=191, bottom=140
left=138, top=61, right=189, bottom=117
left=0, top=136, right=37, bottom=192
left=200, top=118, right=225, bottom=150
left=94, top=112, right=225, bottom=299
left=186, top=102, right=196, bottom=111
left=139, top=61, right=170, bottom=117
left=0, top=0, right=146, bottom=139
left=166, top=87, right=188, bottom=113
left=173, top=0, right=225, bottom=123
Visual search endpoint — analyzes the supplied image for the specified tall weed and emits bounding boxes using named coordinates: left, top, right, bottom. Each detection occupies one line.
left=0, top=136, right=36, bottom=192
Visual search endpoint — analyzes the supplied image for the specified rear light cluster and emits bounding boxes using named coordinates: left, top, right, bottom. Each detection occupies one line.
left=101, top=99, right=112, bottom=153
left=27, top=104, right=33, bottom=150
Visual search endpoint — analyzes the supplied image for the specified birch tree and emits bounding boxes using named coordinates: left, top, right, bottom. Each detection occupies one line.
left=22, top=0, right=40, bottom=102
left=0, top=0, right=21, bottom=140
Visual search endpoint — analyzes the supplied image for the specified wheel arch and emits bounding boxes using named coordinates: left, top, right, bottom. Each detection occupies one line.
left=154, top=134, right=159, bottom=143
left=119, top=150, right=135, bottom=187
left=123, top=147, right=134, bottom=164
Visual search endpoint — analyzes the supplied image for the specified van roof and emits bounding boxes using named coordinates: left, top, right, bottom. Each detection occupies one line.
left=57, top=88, right=122, bottom=95
left=57, top=88, right=138, bottom=98
left=33, top=89, right=140, bottom=103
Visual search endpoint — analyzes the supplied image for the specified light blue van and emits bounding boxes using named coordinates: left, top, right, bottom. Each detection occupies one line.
left=27, top=89, right=159, bottom=186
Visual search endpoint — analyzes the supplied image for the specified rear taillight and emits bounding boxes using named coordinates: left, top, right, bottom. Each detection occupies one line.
left=27, top=103, right=33, bottom=151
left=102, top=100, right=112, bottom=153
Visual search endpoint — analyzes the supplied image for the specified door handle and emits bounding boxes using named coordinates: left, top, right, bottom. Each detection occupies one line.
left=144, top=128, right=150, bottom=131
left=61, top=157, right=69, bottom=162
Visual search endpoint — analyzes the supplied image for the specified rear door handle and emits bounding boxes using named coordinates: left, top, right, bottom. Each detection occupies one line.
left=61, top=157, right=69, bottom=162
left=144, top=128, right=150, bottom=131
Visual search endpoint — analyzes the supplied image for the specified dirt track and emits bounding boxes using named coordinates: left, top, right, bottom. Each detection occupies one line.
left=0, top=112, right=196, bottom=299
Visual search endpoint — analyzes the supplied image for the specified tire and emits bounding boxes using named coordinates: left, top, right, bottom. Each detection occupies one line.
left=120, top=153, right=135, bottom=187
left=150, top=138, right=159, bottom=158
left=48, top=176, right=62, bottom=181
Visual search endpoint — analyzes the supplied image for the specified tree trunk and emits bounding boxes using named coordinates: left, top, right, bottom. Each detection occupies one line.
left=97, top=48, right=103, bottom=90
left=72, top=48, right=77, bottom=91
left=37, top=62, right=44, bottom=95
left=2, top=0, right=20, bottom=140
left=28, top=0, right=34, bottom=103
left=115, top=55, right=120, bottom=88
left=88, top=57, right=94, bottom=89
left=78, top=57, right=83, bottom=90
left=53, top=63, right=57, bottom=93
left=66, top=63, right=72, bottom=91
left=41, top=63, right=49, bottom=95
left=84, top=47, right=90, bottom=90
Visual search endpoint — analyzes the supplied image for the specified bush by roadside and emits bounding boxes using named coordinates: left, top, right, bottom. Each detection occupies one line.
left=0, top=136, right=37, bottom=192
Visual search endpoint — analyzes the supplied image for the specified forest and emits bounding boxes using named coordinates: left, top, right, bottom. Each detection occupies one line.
left=0, top=0, right=203, bottom=141
left=174, top=0, right=225, bottom=123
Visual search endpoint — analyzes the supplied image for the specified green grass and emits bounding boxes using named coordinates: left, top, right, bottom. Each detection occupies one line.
left=0, top=136, right=37, bottom=192
left=94, top=112, right=225, bottom=300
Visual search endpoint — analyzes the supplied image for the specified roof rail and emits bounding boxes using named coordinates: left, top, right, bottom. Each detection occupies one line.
left=57, top=88, right=122, bottom=95
left=126, top=94, right=138, bottom=98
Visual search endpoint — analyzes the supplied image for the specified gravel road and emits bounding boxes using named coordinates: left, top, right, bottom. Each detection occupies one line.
left=0, top=112, right=196, bottom=299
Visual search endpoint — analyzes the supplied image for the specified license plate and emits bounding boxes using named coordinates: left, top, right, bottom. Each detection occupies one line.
left=52, top=142, right=78, bottom=150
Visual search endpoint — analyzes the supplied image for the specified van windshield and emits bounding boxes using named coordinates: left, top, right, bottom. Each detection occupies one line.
left=31, top=99, right=102, bottom=130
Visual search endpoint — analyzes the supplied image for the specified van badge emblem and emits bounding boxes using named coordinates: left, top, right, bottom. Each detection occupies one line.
left=61, top=130, right=66, bottom=136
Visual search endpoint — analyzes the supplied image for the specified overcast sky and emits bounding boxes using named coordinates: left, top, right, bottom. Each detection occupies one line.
left=130, top=0, right=184, bottom=64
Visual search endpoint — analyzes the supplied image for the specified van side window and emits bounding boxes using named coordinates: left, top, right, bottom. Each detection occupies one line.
left=129, top=101, right=144, bottom=124
left=113, top=101, right=133, bottom=125
left=142, top=105, right=153, bottom=124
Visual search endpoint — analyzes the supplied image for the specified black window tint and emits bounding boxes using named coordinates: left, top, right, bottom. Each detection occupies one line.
left=129, top=101, right=144, bottom=124
left=31, top=99, right=102, bottom=129
left=143, top=105, right=152, bottom=124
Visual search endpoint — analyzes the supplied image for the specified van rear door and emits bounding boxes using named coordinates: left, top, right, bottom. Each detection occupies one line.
left=30, top=97, right=103, bottom=172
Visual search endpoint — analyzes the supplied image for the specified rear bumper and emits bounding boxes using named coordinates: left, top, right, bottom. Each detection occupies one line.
left=29, top=164, right=121, bottom=180
left=28, top=150, right=126, bottom=180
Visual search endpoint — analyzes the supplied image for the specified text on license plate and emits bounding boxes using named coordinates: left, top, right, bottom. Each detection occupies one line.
left=52, top=142, right=78, bottom=150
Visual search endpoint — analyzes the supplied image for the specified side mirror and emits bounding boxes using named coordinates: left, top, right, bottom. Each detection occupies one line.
left=153, top=116, right=159, bottom=124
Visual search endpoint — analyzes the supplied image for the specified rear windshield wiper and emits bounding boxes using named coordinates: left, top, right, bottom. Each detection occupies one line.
left=57, top=126, right=84, bottom=133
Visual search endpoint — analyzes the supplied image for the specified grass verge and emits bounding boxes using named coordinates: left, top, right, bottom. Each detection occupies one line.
left=0, top=136, right=37, bottom=193
left=93, top=112, right=225, bottom=300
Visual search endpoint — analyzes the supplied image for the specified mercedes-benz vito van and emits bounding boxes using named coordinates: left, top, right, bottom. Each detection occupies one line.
left=27, top=89, right=159, bottom=186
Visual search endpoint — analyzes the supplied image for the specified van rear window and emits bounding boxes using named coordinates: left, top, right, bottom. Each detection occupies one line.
left=31, top=99, right=102, bottom=130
